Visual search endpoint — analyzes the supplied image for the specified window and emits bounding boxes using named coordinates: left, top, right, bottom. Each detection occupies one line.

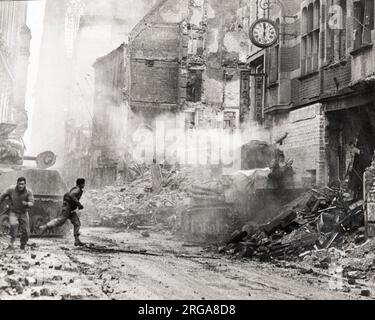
left=223, top=111, right=237, bottom=130
left=353, top=0, right=374, bottom=49
left=269, top=18, right=280, bottom=83
left=250, top=57, right=265, bottom=124
left=188, top=32, right=204, bottom=56
left=186, top=70, right=202, bottom=102
left=327, top=0, right=347, bottom=62
left=301, top=1, right=320, bottom=75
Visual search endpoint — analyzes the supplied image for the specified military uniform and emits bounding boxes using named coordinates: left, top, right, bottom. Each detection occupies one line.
left=0, top=187, right=34, bottom=248
left=42, top=186, right=84, bottom=243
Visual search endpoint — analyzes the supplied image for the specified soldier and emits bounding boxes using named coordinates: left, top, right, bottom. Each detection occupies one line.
left=39, top=178, right=86, bottom=246
left=0, top=177, right=34, bottom=250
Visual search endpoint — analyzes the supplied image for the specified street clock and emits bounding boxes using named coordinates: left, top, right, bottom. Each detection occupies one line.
left=249, top=18, right=279, bottom=48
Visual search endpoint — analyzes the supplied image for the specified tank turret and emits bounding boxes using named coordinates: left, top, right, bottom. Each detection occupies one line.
left=0, top=123, right=68, bottom=236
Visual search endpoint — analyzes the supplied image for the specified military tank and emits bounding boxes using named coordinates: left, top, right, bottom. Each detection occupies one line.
left=0, top=123, right=68, bottom=237
left=180, top=141, right=303, bottom=243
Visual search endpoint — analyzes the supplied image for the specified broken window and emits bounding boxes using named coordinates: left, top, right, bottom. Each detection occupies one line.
left=223, top=111, right=237, bottom=130
left=188, top=34, right=204, bottom=56
left=145, top=59, right=154, bottom=67
left=186, top=70, right=202, bottom=102
left=301, top=0, right=320, bottom=75
left=353, top=0, right=374, bottom=49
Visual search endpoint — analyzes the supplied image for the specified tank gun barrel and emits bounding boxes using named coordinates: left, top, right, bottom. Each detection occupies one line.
left=24, top=156, right=37, bottom=161
left=23, top=151, right=56, bottom=169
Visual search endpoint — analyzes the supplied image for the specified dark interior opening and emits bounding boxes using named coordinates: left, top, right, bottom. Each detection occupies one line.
left=327, top=104, right=375, bottom=199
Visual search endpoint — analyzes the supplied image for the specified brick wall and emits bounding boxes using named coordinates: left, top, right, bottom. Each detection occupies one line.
left=129, top=21, right=180, bottom=109
left=271, top=104, right=327, bottom=186
left=131, top=25, right=180, bottom=59
left=131, top=60, right=179, bottom=104
left=323, top=63, right=351, bottom=93
left=299, top=74, right=321, bottom=104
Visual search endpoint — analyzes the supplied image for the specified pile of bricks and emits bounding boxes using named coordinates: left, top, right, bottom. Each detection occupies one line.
left=84, top=167, right=195, bottom=230
left=220, top=187, right=365, bottom=262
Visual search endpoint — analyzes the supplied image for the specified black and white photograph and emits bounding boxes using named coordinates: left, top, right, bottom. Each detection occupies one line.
left=0, top=0, right=375, bottom=304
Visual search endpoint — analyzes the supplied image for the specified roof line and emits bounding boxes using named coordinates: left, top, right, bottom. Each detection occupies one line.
left=93, top=42, right=126, bottom=66
left=129, top=0, right=170, bottom=40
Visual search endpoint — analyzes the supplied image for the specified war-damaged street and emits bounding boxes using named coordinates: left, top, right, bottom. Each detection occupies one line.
left=3, top=0, right=375, bottom=302
left=0, top=227, right=372, bottom=300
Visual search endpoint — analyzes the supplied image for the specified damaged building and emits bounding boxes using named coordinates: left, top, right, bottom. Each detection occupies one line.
left=0, top=2, right=31, bottom=156
left=243, top=0, right=375, bottom=200
left=81, top=0, right=256, bottom=184
left=82, top=0, right=375, bottom=201
left=66, top=0, right=375, bottom=232
left=90, top=43, right=128, bottom=188
left=126, top=0, right=251, bottom=141
left=90, top=0, right=375, bottom=194
left=60, top=0, right=157, bottom=186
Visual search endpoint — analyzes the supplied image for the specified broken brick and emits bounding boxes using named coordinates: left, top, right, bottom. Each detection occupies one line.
left=25, top=277, right=37, bottom=286
left=31, top=289, right=40, bottom=297
left=40, top=288, right=54, bottom=297
left=141, top=231, right=150, bottom=238
left=361, top=289, right=371, bottom=297
left=6, top=276, right=23, bottom=294
left=6, top=269, right=14, bottom=275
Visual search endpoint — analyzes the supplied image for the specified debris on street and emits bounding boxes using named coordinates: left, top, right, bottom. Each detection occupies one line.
left=219, top=187, right=365, bottom=262
left=84, top=166, right=196, bottom=231
left=4, top=0, right=375, bottom=302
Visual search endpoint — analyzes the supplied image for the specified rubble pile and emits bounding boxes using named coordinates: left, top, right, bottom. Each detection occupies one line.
left=84, top=166, right=197, bottom=230
left=220, top=187, right=365, bottom=262
left=338, top=238, right=375, bottom=283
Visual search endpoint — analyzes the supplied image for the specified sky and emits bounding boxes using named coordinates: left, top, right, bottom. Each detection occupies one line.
left=24, top=0, right=46, bottom=153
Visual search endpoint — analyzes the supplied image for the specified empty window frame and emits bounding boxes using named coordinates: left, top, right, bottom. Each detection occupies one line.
left=353, top=0, right=374, bottom=49
left=186, top=70, right=202, bottom=102
left=301, top=1, right=321, bottom=75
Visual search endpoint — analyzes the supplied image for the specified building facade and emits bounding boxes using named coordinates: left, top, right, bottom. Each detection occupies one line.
left=127, top=1, right=252, bottom=135
left=90, top=43, right=128, bottom=188
left=78, top=0, right=375, bottom=193
left=31, top=0, right=155, bottom=175
left=245, top=0, right=375, bottom=195
left=0, top=1, right=31, bottom=140
left=123, top=0, right=265, bottom=170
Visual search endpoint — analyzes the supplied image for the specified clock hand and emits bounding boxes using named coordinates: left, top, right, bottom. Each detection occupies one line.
left=263, top=23, right=266, bottom=39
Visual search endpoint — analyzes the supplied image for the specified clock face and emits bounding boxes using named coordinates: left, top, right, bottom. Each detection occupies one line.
left=249, top=18, right=279, bottom=48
